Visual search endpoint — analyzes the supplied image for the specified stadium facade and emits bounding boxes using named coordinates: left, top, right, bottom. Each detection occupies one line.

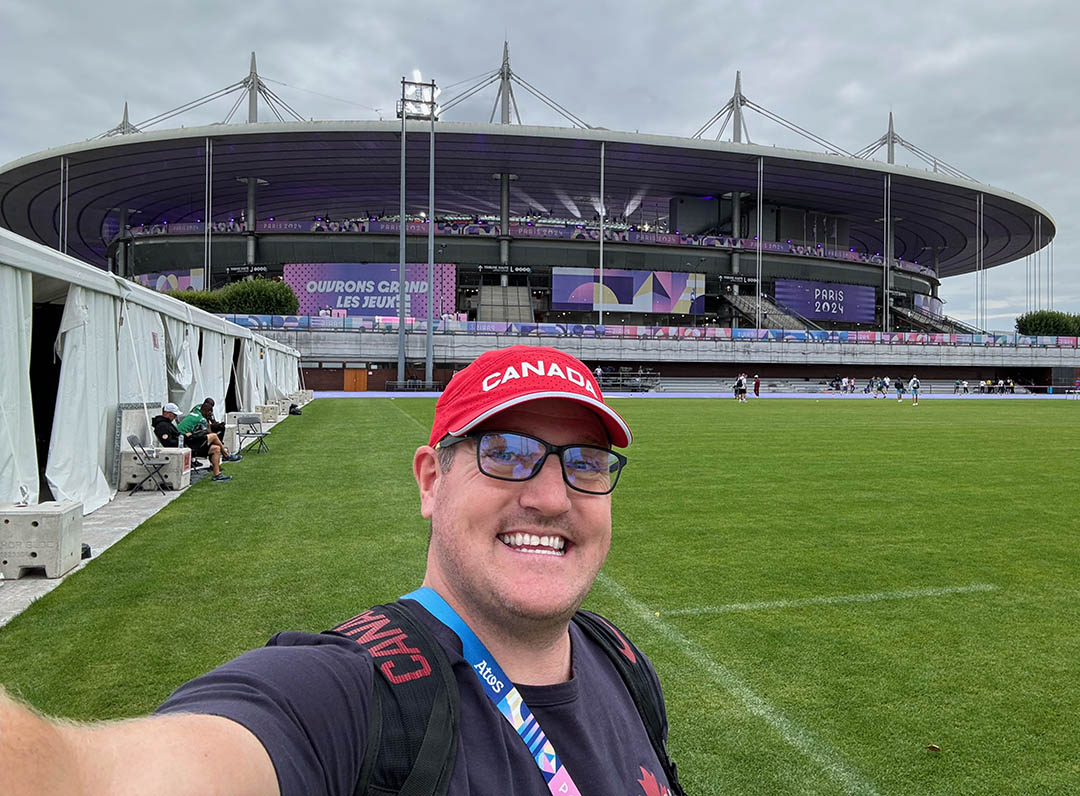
left=1, top=52, right=1074, bottom=389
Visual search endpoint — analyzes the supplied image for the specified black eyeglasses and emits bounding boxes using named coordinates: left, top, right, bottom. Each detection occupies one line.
left=438, top=431, right=628, bottom=495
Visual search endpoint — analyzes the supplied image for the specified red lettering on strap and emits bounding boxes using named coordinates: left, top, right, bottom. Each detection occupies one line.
left=369, top=633, right=423, bottom=658
left=335, top=610, right=433, bottom=681
left=381, top=656, right=433, bottom=684
left=336, top=610, right=388, bottom=634
left=337, top=611, right=403, bottom=644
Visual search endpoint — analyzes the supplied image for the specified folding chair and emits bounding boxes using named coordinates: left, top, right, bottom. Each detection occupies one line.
left=127, top=435, right=170, bottom=494
left=236, top=413, right=270, bottom=453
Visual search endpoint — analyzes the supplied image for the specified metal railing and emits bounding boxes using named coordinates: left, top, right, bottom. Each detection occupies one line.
left=220, top=314, right=1080, bottom=350
left=385, top=380, right=443, bottom=392
left=120, top=219, right=936, bottom=276
left=597, top=373, right=659, bottom=392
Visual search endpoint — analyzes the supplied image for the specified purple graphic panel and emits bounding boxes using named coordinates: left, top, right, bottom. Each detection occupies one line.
left=283, top=263, right=456, bottom=317
left=773, top=280, right=876, bottom=323
left=136, top=269, right=205, bottom=292
left=551, top=267, right=704, bottom=314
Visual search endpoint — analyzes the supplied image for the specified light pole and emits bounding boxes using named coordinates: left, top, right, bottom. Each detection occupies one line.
left=598, top=140, right=605, bottom=326
left=396, top=77, right=439, bottom=385
left=876, top=204, right=903, bottom=333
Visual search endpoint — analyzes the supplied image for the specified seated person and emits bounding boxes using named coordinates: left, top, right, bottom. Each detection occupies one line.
left=177, top=406, right=240, bottom=462
left=153, top=403, right=234, bottom=482
left=196, top=397, right=226, bottom=436
left=151, top=403, right=183, bottom=449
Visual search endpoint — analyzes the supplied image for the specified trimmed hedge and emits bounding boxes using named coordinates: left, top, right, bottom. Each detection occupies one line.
left=1015, top=310, right=1080, bottom=336
left=164, top=290, right=223, bottom=313
left=218, top=279, right=299, bottom=315
left=166, top=278, right=299, bottom=315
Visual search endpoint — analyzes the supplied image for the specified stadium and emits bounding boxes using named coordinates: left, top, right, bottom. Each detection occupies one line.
left=0, top=50, right=1075, bottom=392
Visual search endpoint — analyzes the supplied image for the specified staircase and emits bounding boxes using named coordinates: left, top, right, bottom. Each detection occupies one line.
left=891, top=305, right=984, bottom=334
left=477, top=285, right=534, bottom=323
left=723, top=293, right=817, bottom=330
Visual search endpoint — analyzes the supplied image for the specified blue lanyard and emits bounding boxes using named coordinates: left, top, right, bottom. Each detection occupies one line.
left=402, top=587, right=583, bottom=795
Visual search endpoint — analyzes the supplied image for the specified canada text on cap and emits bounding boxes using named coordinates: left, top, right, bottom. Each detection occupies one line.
left=429, top=345, right=632, bottom=449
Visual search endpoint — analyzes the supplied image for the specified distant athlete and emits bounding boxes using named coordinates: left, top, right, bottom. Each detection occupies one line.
left=894, top=377, right=905, bottom=402
left=909, top=374, right=921, bottom=406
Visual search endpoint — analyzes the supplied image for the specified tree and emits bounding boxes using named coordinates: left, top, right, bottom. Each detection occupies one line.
left=1015, top=310, right=1080, bottom=337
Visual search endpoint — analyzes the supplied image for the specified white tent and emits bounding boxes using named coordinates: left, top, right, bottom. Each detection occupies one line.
left=0, top=262, right=37, bottom=504
left=199, top=329, right=232, bottom=415
left=45, top=286, right=120, bottom=513
left=263, top=347, right=289, bottom=404
left=0, top=228, right=299, bottom=513
left=119, top=297, right=168, bottom=405
left=234, top=338, right=262, bottom=412
left=164, top=314, right=204, bottom=413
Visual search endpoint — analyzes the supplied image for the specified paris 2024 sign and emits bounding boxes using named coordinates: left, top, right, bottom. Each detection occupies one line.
left=773, top=279, right=876, bottom=323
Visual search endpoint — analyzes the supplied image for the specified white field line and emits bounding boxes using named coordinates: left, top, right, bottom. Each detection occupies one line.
left=388, top=399, right=428, bottom=432
left=596, top=572, right=881, bottom=796
left=662, top=583, right=999, bottom=616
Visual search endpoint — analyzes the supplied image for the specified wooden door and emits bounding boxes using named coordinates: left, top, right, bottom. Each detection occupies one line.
left=344, top=368, right=367, bottom=392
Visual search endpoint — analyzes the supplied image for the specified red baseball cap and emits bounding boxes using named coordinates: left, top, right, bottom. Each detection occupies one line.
left=429, top=345, right=632, bottom=448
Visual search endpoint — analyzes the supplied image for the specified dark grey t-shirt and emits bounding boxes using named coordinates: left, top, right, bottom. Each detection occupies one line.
left=157, top=603, right=674, bottom=796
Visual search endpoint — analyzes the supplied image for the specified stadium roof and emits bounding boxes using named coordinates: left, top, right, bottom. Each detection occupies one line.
left=0, top=120, right=1055, bottom=278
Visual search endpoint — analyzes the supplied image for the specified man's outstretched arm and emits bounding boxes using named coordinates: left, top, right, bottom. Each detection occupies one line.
left=0, top=688, right=279, bottom=796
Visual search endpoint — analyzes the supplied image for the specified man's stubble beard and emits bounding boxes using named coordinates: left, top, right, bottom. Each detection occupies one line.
left=427, top=514, right=608, bottom=637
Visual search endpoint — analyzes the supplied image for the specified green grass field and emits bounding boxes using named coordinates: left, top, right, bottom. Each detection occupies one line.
left=1, top=397, right=1077, bottom=794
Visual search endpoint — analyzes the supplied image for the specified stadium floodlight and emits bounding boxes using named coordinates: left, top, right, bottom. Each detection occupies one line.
left=398, top=73, right=440, bottom=122
left=396, top=76, right=439, bottom=385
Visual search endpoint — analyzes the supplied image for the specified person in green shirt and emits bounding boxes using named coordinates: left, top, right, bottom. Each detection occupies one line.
left=176, top=407, right=207, bottom=437
left=176, top=405, right=241, bottom=480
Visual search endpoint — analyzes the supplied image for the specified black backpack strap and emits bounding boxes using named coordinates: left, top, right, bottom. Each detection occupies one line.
left=328, top=601, right=459, bottom=796
left=572, top=610, right=687, bottom=796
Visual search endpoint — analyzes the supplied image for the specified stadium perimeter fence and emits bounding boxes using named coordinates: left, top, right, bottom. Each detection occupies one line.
left=221, top=314, right=1080, bottom=350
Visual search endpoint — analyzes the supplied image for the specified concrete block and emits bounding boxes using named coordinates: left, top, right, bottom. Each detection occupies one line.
left=118, top=406, right=157, bottom=447
left=0, top=501, right=83, bottom=579
left=255, top=404, right=277, bottom=424
left=223, top=424, right=238, bottom=453
left=227, top=411, right=257, bottom=428
left=113, top=402, right=167, bottom=490
left=120, top=448, right=191, bottom=491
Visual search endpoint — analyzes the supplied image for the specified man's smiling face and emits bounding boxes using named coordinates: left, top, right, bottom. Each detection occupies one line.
left=416, top=399, right=613, bottom=632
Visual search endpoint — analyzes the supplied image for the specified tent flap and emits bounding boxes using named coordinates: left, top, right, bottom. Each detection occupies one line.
left=199, top=329, right=229, bottom=413
left=0, top=264, right=38, bottom=504
left=45, top=286, right=119, bottom=514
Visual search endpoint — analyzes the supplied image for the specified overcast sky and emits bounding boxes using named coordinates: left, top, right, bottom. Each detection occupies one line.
left=1, top=0, right=1075, bottom=328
